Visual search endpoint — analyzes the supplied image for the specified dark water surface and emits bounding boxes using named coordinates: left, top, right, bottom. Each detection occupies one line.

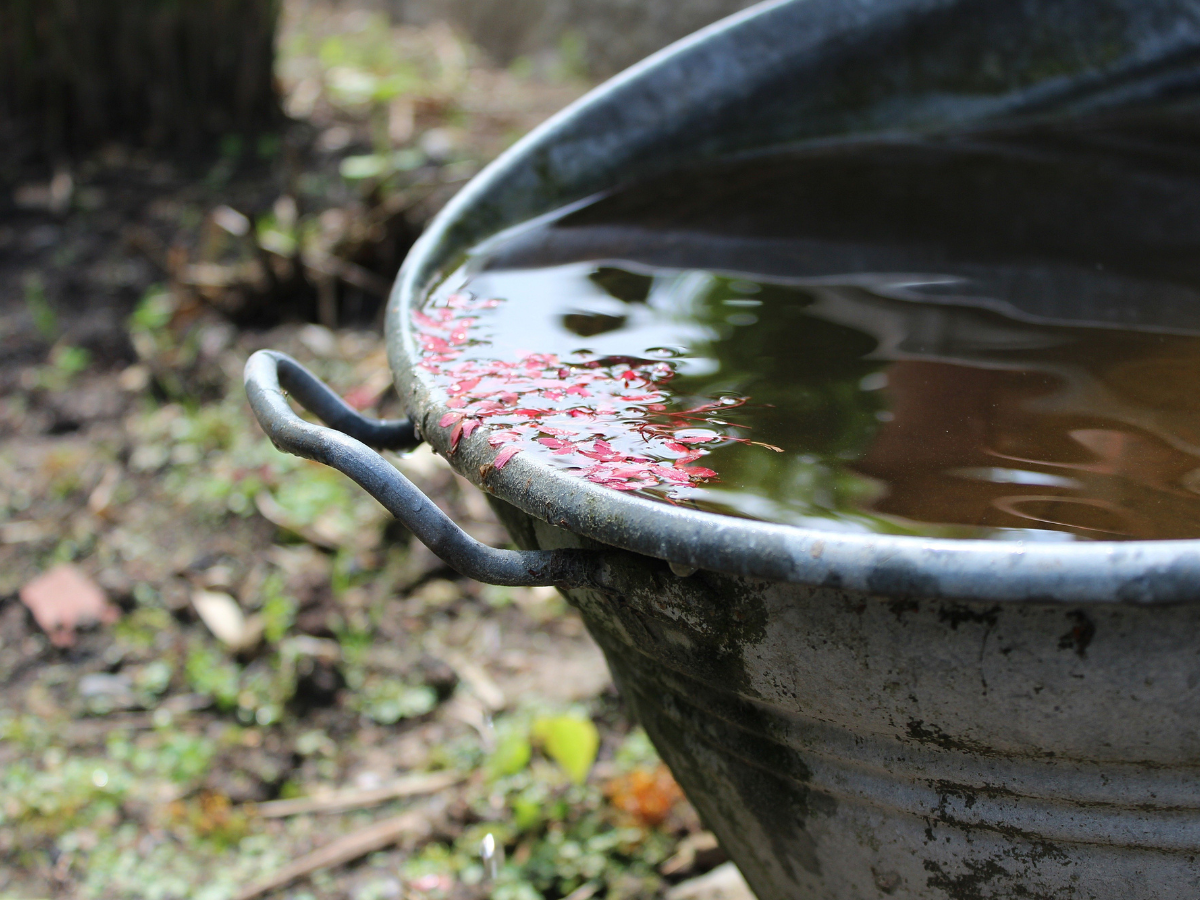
left=415, top=127, right=1200, bottom=540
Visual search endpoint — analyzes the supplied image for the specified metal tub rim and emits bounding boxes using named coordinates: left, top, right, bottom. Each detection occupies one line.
left=385, top=0, right=1200, bottom=605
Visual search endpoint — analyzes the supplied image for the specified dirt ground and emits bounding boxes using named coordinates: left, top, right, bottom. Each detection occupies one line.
left=0, top=6, right=730, bottom=899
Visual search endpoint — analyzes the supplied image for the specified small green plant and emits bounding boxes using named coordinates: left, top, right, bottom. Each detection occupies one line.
left=30, top=343, right=93, bottom=392
left=352, top=677, right=437, bottom=725
left=405, top=717, right=675, bottom=900
left=134, top=660, right=173, bottom=698
left=53, top=344, right=91, bottom=376
left=260, top=572, right=297, bottom=643
left=128, top=284, right=179, bottom=364
left=185, top=643, right=241, bottom=710
left=488, top=727, right=533, bottom=780
left=130, top=284, right=177, bottom=334
left=553, top=30, right=590, bottom=82
left=0, top=756, right=128, bottom=836
left=339, top=148, right=424, bottom=182
left=24, top=272, right=57, bottom=340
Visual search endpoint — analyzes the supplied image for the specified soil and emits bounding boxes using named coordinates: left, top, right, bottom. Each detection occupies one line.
left=0, top=5, right=720, bottom=898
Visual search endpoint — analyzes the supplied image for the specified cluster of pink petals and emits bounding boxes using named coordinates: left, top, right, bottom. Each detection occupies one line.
left=413, top=292, right=732, bottom=497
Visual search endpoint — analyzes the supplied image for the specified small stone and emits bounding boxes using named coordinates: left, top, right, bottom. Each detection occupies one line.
left=298, top=323, right=338, bottom=357
left=118, top=364, right=151, bottom=392
left=78, top=672, right=137, bottom=711
left=191, top=590, right=262, bottom=651
left=78, top=672, right=133, bottom=697
left=198, top=564, right=236, bottom=591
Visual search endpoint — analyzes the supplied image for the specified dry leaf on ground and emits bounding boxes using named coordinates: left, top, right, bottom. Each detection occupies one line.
left=606, top=764, right=684, bottom=827
left=20, top=564, right=119, bottom=647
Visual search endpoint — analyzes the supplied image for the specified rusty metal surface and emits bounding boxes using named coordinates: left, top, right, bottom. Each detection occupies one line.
left=243, top=350, right=599, bottom=587
left=371, top=0, right=1200, bottom=895
left=491, top=498, right=1200, bottom=899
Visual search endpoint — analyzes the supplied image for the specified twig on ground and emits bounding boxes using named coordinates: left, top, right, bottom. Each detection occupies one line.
left=563, top=882, right=600, bottom=900
left=661, top=831, right=722, bottom=876
left=438, top=650, right=506, bottom=711
left=302, top=251, right=392, bottom=297
left=233, top=805, right=437, bottom=900
left=253, top=770, right=464, bottom=818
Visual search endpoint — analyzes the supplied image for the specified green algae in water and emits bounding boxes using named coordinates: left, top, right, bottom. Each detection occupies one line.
left=415, top=131, right=1200, bottom=541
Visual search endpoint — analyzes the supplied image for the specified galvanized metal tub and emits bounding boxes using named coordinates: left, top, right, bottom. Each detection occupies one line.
left=247, top=1, right=1200, bottom=896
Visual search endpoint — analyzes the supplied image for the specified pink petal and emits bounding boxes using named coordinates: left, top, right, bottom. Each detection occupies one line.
left=21, top=564, right=118, bottom=648
left=488, top=431, right=521, bottom=447
left=653, top=466, right=691, bottom=484
left=412, top=310, right=443, bottom=329
left=494, top=446, right=521, bottom=468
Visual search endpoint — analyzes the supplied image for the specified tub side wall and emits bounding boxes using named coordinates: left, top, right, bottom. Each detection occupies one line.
left=488, top=497, right=1200, bottom=899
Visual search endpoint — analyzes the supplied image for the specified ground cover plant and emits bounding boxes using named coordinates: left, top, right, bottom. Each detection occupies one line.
left=0, top=5, right=734, bottom=898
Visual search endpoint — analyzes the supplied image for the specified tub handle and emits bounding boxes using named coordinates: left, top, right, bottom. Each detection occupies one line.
left=244, top=350, right=598, bottom=588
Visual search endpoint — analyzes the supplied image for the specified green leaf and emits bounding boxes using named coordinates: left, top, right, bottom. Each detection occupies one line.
left=184, top=644, right=241, bottom=710
left=391, top=148, right=425, bottom=171
left=488, top=729, right=532, bottom=779
left=532, top=715, right=599, bottom=784
left=511, top=794, right=542, bottom=831
left=129, top=285, right=176, bottom=333
left=260, top=572, right=297, bottom=643
left=340, top=153, right=388, bottom=180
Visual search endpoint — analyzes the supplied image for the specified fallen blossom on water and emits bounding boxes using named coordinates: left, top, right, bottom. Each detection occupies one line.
left=494, top=445, right=521, bottom=468
left=411, top=291, right=773, bottom=498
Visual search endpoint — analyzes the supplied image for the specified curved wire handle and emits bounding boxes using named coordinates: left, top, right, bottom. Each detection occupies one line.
left=244, top=350, right=598, bottom=588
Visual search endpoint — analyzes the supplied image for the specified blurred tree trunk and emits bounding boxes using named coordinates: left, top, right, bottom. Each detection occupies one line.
left=0, top=0, right=282, bottom=164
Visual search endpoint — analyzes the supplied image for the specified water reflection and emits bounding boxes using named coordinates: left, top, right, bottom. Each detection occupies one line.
left=455, top=257, right=1200, bottom=540
left=450, top=129, right=1200, bottom=540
